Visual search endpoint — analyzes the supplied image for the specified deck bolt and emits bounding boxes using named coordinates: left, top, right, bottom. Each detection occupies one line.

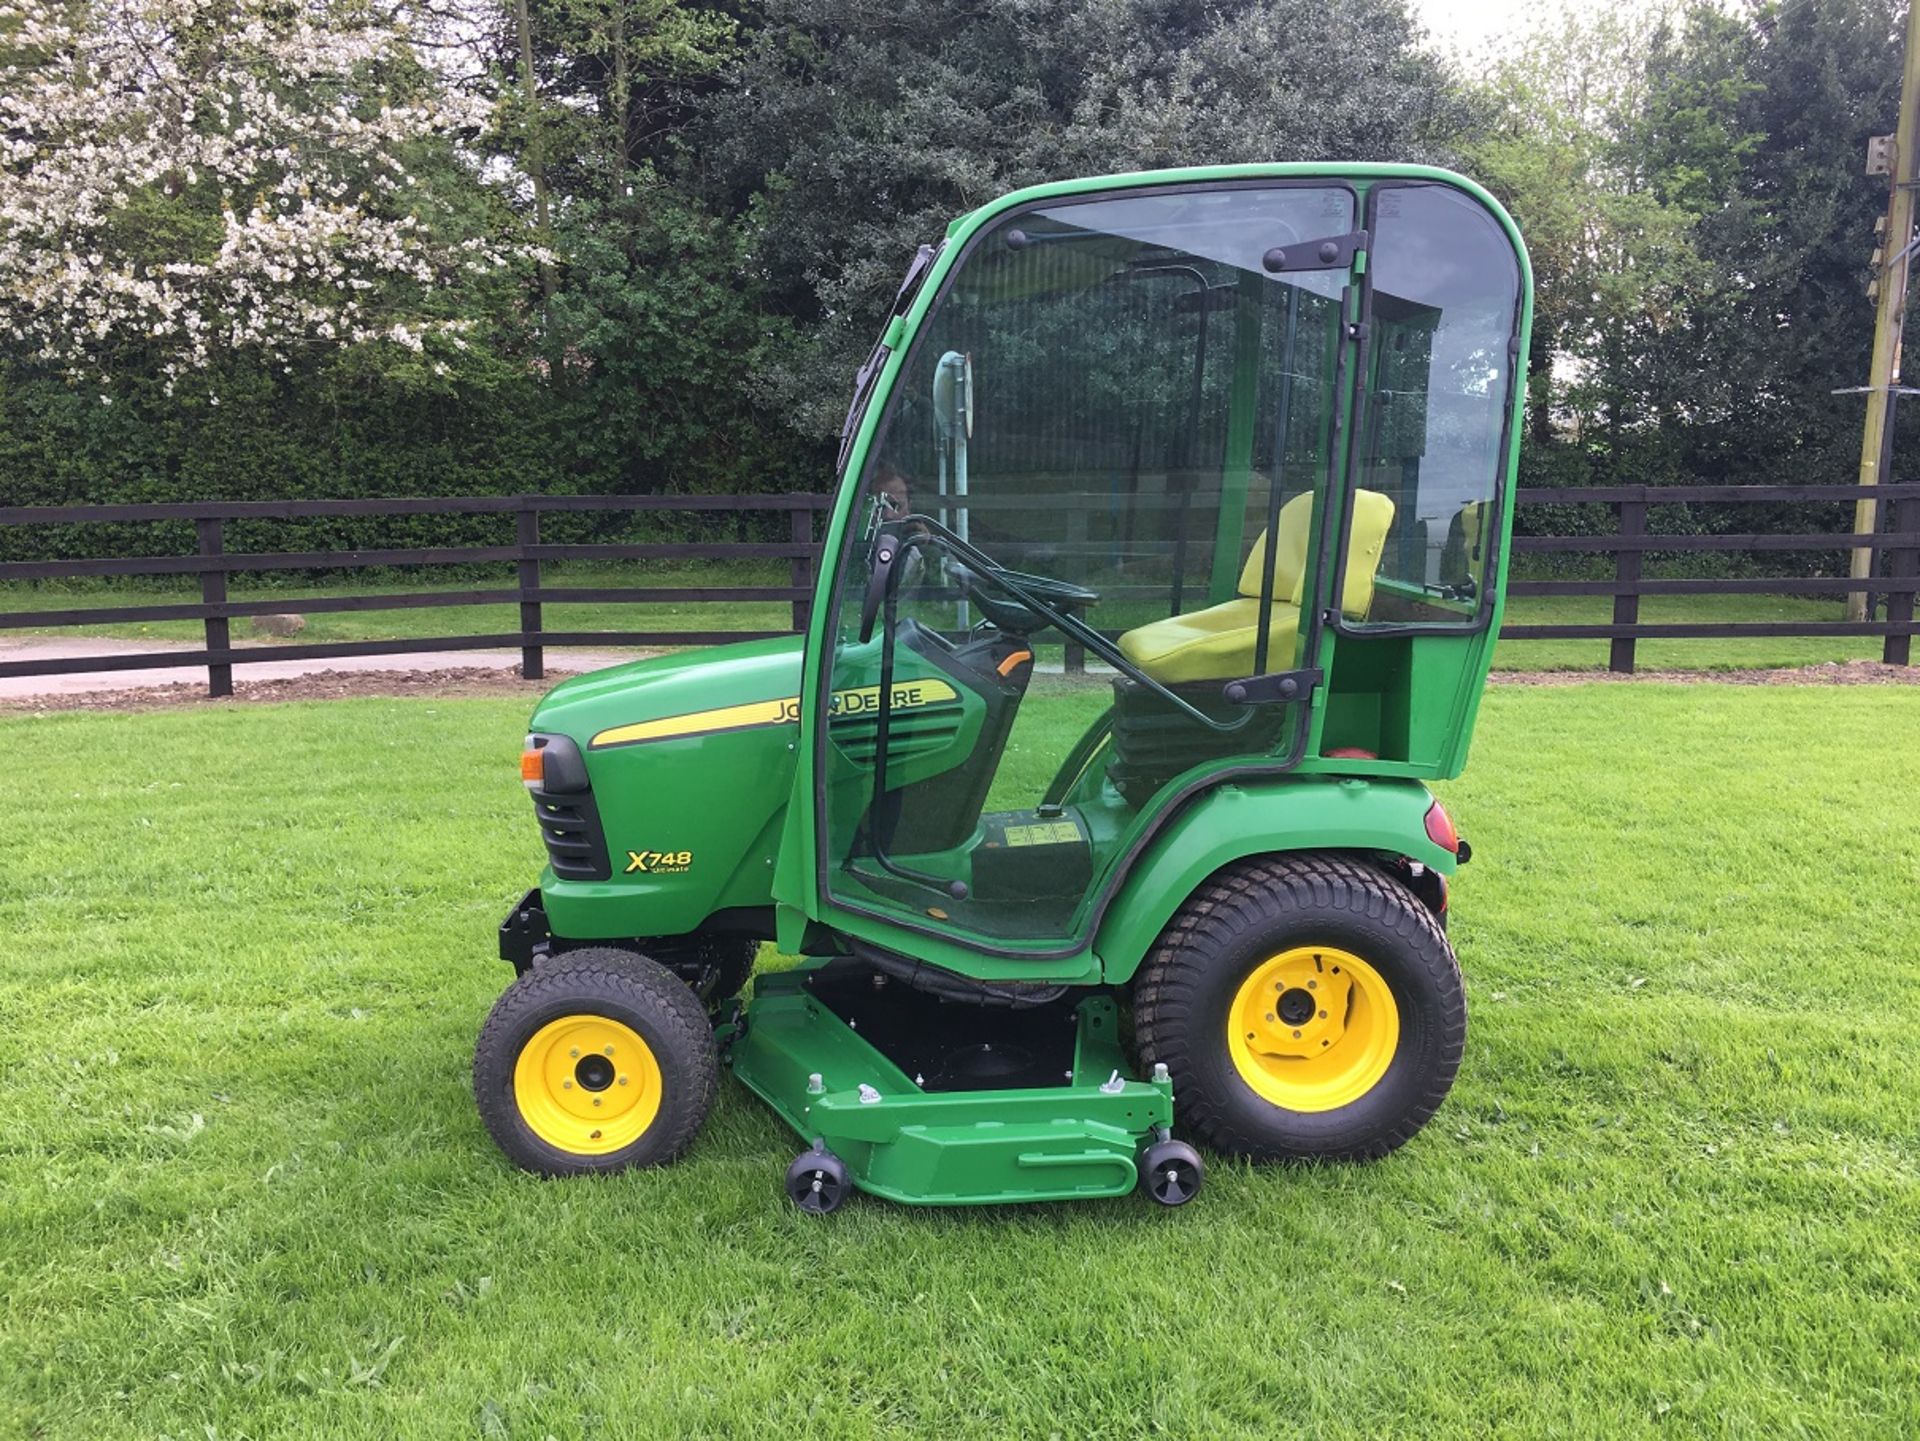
left=807, top=1073, right=824, bottom=1094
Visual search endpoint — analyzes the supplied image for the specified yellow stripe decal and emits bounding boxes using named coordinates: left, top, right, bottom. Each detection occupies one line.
left=590, top=678, right=959, bottom=749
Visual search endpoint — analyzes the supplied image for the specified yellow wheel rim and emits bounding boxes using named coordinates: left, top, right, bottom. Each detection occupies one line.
left=1228, top=946, right=1400, bottom=1113
left=512, top=1014, right=663, bottom=1155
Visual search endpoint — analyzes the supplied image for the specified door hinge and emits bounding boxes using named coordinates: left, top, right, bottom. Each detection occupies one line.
left=1222, top=668, right=1323, bottom=706
left=1262, top=230, right=1367, bottom=274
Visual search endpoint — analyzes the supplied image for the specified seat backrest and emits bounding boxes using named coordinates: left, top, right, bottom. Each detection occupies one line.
left=1237, top=489, right=1397, bottom=617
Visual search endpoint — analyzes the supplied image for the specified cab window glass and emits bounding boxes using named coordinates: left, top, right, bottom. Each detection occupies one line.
left=1351, top=185, right=1521, bottom=623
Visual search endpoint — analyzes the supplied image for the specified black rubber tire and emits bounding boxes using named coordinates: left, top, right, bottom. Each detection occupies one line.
left=473, top=948, right=718, bottom=1176
left=1132, top=853, right=1466, bottom=1163
left=784, top=1148, right=852, bottom=1214
left=1139, top=1137, right=1204, bottom=1206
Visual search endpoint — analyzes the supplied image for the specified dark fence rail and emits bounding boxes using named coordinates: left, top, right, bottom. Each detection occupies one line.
left=1505, top=482, right=1920, bottom=672
left=1, top=484, right=1916, bottom=696
left=0, top=493, right=832, bottom=696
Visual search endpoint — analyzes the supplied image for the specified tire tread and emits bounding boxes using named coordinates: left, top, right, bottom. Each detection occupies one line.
left=473, top=947, right=718, bottom=1175
left=1133, top=853, right=1464, bottom=1162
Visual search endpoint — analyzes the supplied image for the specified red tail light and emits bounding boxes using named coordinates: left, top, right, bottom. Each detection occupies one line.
left=1424, top=799, right=1458, bottom=854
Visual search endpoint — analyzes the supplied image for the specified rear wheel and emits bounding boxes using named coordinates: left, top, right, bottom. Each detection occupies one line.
left=1132, top=854, right=1465, bottom=1162
left=474, top=949, right=718, bottom=1176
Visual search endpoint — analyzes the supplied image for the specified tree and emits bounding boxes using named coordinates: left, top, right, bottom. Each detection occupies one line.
left=691, top=0, right=1471, bottom=442
left=1465, top=0, right=1907, bottom=513
left=0, top=0, right=534, bottom=389
left=1464, top=4, right=1736, bottom=482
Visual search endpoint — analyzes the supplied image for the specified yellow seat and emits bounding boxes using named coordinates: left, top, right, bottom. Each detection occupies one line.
left=1117, top=490, right=1395, bottom=684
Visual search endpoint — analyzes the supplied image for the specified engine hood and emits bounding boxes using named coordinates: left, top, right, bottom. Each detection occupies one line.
left=529, top=634, right=807, bottom=746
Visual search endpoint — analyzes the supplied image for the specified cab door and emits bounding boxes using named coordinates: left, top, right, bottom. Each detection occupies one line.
left=782, top=174, right=1371, bottom=961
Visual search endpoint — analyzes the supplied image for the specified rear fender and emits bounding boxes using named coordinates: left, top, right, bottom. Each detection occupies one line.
left=1092, top=776, right=1454, bottom=985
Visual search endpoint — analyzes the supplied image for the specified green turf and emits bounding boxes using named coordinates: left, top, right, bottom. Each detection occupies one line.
left=2, top=573, right=1893, bottom=672
left=3, top=684, right=1918, bottom=1437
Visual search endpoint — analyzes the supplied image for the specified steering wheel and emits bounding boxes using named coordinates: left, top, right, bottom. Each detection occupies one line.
left=859, top=524, right=1099, bottom=643
left=953, top=561, right=1097, bottom=635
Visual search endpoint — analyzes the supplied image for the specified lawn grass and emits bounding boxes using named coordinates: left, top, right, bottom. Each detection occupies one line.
left=1, top=572, right=1890, bottom=672
left=3, top=683, right=1919, bottom=1437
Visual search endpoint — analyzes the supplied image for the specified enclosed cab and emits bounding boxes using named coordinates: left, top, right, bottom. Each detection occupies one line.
left=474, top=164, right=1531, bottom=1210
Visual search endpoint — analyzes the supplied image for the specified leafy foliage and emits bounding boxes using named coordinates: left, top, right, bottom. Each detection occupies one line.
left=695, top=0, right=1469, bottom=437
left=0, top=0, right=1909, bottom=584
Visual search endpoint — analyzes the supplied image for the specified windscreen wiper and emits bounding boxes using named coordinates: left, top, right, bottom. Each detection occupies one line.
left=836, top=242, right=943, bottom=474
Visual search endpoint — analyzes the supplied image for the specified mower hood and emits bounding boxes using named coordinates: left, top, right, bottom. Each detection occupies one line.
left=527, top=634, right=806, bottom=748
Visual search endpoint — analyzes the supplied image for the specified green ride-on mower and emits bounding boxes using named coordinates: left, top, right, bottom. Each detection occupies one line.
left=474, top=163, right=1532, bottom=1211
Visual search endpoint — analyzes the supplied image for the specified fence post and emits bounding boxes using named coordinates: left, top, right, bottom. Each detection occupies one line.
left=789, top=504, right=814, bottom=633
left=1063, top=506, right=1089, bottom=675
left=1885, top=493, right=1917, bottom=665
left=517, top=505, right=542, bottom=681
left=1610, top=496, right=1646, bottom=675
left=195, top=516, right=232, bottom=698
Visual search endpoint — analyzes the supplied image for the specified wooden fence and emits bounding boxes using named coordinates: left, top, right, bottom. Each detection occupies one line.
left=1, top=483, right=1915, bottom=696
left=1504, top=482, right=1920, bottom=672
left=0, top=493, right=830, bottom=695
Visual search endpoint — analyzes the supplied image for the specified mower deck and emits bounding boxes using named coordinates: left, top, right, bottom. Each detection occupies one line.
left=729, top=960, right=1174, bottom=1206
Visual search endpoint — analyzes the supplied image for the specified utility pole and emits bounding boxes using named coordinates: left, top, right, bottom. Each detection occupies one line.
left=1850, top=0, right=1920, bottom=621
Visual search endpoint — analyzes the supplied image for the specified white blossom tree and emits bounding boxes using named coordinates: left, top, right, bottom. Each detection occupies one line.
left=0, top=0, right=537, bottom=387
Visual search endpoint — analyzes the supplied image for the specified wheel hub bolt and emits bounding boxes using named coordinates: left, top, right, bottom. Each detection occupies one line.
left=569, top=1048, right=580, bottom=1058
left=619, top=1076, right=629, bottom=1086
left=563, top=1080, right=573, bottom=1089
left=604, top=1045, right=615, bottom=1056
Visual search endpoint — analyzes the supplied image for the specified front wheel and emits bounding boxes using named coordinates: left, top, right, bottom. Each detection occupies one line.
left=1132, top=854, right=1465, bottom=1162
left=474, top=949, right=718, bottom=1176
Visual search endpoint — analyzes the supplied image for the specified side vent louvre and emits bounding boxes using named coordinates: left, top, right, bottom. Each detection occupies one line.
left=530, top=787, right=612, bottom=882
left=832, top=710, right=964, bottom=766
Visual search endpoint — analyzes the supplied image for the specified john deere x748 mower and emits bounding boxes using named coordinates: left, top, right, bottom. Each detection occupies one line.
left=474, top=163, right=1531, bottom=1210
